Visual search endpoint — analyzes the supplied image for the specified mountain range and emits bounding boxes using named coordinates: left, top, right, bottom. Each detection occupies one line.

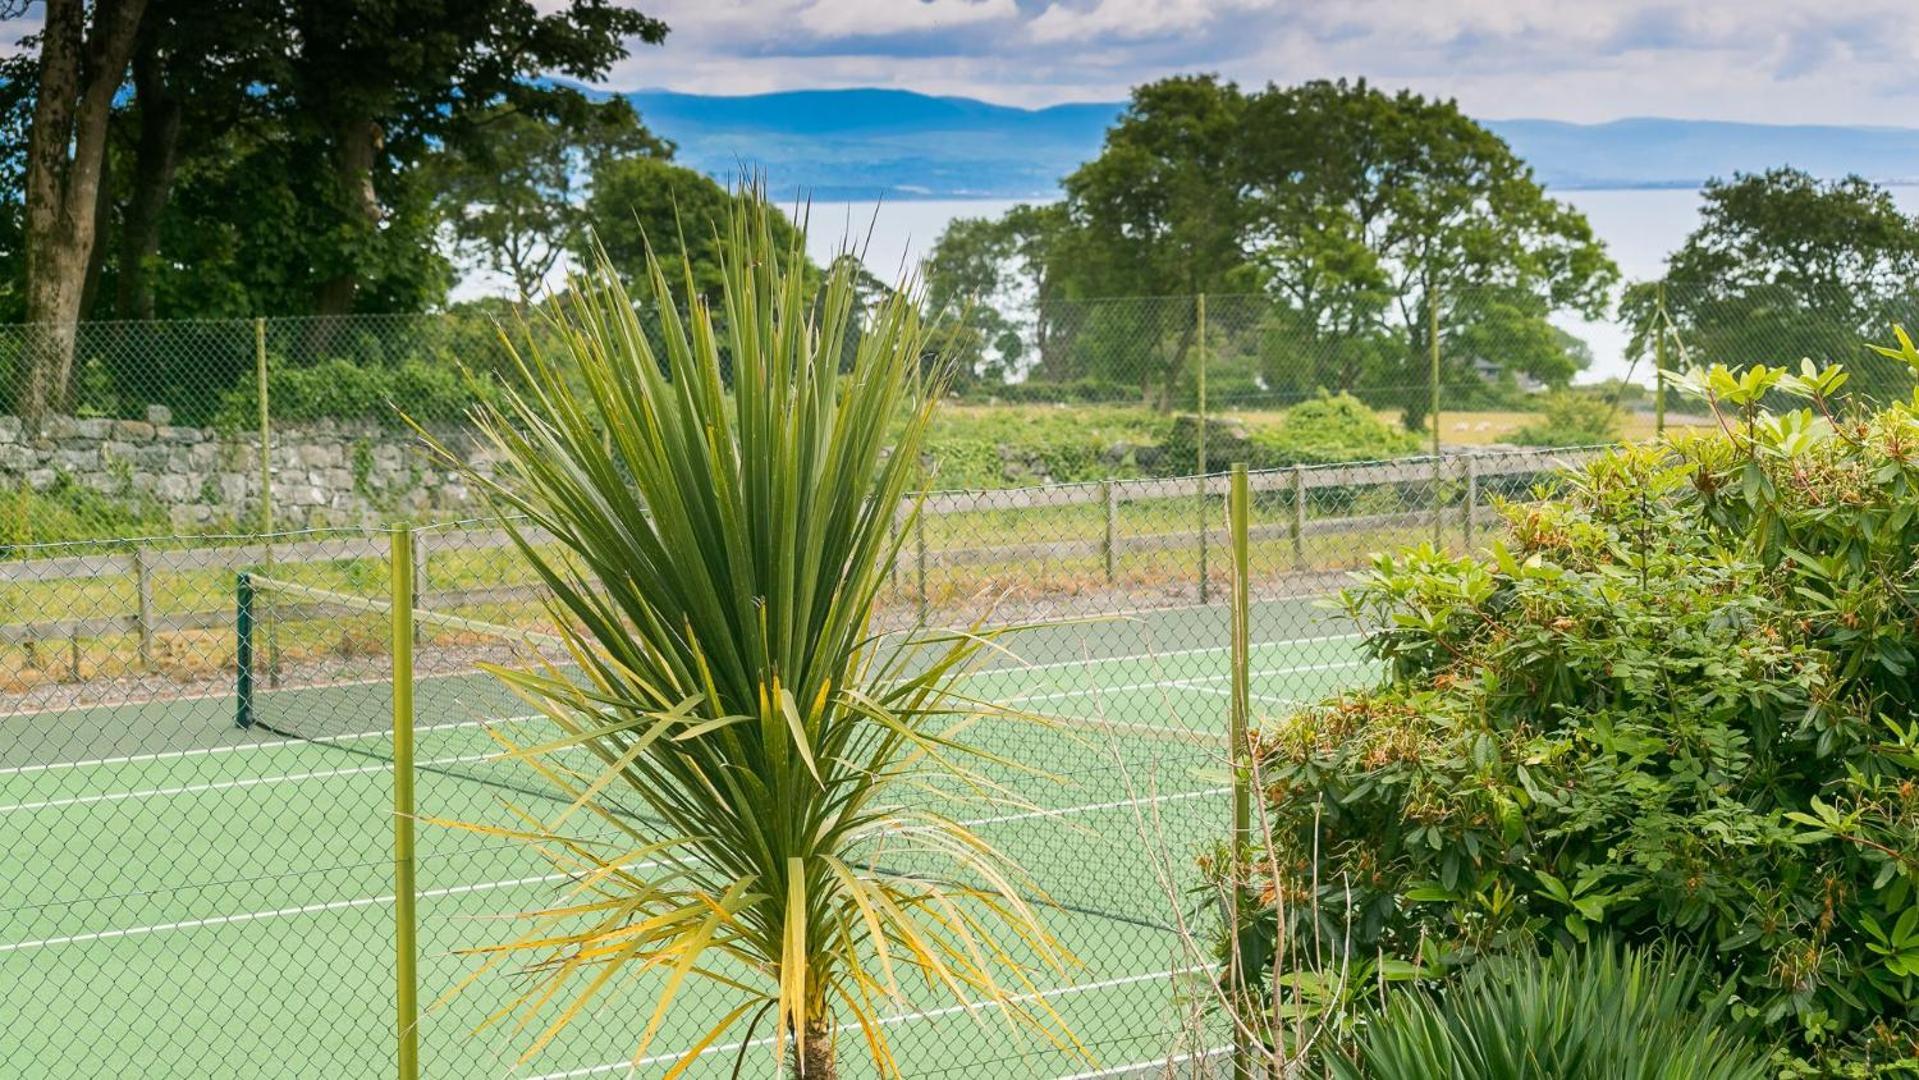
left=609, top=87, right=1919, bottom=201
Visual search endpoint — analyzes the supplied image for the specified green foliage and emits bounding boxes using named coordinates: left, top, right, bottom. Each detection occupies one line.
left=1334, top=942, right=1770, bottom=1080
left=1507, top=389, right=1622, bottom=446
left=921, top=406, right=1169, bottom=487
left=1233, top=349, right=1919, bottom=1071
left=1625, top=169, right=1919, bottom=404
left=918, top=395, right=1422, bottom=488
left=1251, top=391, right=1425, bottom=465
left=434, top=188, right=1075, bottom=1074
left=579, top=157, right=809, bottom=303
left=925, top=76, right=1617, bottom=417
left=0, top=474, right=171, bottom=551
left=436, top=99, right=671, bottom=302
left=213, top=357, right=499, bottom=430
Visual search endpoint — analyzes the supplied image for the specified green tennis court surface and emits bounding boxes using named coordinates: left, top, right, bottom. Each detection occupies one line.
left=2, top=600, right=1376, bottom=1078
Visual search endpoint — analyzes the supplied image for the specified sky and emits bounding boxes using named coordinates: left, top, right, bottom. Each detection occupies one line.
left=6, top=2, right=1911, bottom=125
left=604, top=0, right=1919, bottom=125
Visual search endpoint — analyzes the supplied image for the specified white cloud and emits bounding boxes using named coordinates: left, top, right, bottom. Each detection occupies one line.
left=797, top=0, right=1017, bottom=39
left=600, top=0, right=1917, bottom=125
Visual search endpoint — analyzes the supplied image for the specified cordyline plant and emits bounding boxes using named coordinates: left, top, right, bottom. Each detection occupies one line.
left=429, top=193, right=1077, bottom=1077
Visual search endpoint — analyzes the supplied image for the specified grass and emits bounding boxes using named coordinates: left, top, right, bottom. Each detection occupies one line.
left=0, top=458, right=1569, bottom=695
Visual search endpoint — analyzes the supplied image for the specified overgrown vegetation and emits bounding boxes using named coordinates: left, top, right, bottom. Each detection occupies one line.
left=0, top=474, right=172, bottom=550
left=922, top=392, right=1427, bottom=488
left=1506, top=388, right=1623, bottom=446
left=1221, top=343, right=1919, bottom=1074
left=213, top=356, right=501, bottom=430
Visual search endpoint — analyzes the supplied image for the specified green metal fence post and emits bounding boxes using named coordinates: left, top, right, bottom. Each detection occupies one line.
left=1430, top=289, right=1443, bottom=545
left=1197, top=293, right=1210, bottom=604
left=1228, top=462, right=1254, bottom=1080
left=1654, top=282, right=1668, bottom=436
left=233, top=571, right=254, bottom=729
left=390, top=526, right=420, bottom=1080
left=256, top=317, right=280, bottom=685
left=914, top=504, right=929, bottom=625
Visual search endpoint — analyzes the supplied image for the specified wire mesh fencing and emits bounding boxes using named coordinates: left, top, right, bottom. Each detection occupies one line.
left=0, top=424, right=1595, bottom=1076
left=9, top=278, right=1912, bottom=549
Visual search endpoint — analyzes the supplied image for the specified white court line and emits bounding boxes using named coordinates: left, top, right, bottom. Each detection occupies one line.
left=0, top=872, right=568, bottom=955
left=6, top=650, right=1369, bottom=779
left=0, top=715, right=537, bottom=778
left=1059, top=1045, right=1231, bottom=1079
left=526, top=966, right=1208, bottom=1080
left=0, top=751, right=497, bottom=813
left=983, top=632, right=1359, bottom=677
left=1008, top=658, right=1366, bottom=706
left=0, top=633, right=1366, bottom=778
left=1, top=787, right=1216, bottom=953
left=958, top=788, right=1229, bottom=829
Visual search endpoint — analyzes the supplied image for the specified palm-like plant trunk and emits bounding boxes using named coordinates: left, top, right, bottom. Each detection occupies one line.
left=792, top=1016, right=836, bottom=1079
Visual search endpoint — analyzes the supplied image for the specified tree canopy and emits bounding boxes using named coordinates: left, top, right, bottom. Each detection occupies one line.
left=1, top=0, right=669, bottom=419
left=926, top=76, right=1618, bottom=421
left=1627, top=168, right=1919, bottom=401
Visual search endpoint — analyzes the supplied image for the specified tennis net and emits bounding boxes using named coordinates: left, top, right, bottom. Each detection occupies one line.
left=229, top=563, right=1241, bottom=926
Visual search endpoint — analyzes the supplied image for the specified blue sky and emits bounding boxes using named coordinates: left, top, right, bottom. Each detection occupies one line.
left=600, top=0, right=1914, bottom=124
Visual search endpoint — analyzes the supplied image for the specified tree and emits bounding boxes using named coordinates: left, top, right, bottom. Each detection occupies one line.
left=920, top=203, right=1063, bottom=387
left=925, top=76, right=1616, bottom=422
left=438, top=99, right=671, bottom=303
left=580, top=157, right=804, bottom=302
left=18, top=0, right=148, bottom=425
left=276, top=0, right=666, bottom=318
left=1237, top=79, right=1614, bottom=429
left=4, top=0, right=670, bottom=420
left=1627, top=168, right=1919, bottom=402
left=1051, top=75, right=1251, bottom=408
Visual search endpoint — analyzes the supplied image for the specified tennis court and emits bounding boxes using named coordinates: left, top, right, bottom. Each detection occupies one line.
left=2, top=591, right=1376, bottom=1078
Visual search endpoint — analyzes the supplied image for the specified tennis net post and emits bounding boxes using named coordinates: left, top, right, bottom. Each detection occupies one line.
left=235, top=571, right=255, bottom=729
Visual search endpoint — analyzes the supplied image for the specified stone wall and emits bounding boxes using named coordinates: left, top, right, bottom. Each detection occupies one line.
left=0, top=406, right=500, bottom=531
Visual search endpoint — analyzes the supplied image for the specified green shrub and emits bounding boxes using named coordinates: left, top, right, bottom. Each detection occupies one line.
left=213, top=357, right=500, bottom=431
left=1228, top=351, right=1919, bottom=1072
left=1507, top=389, right=1622, bottom=446
left=1253, top=391, right=1424, bottom=464
left=920, top=405, right=1171, bottom=487
left=0, top=474, right=172, bottom=550
left=1335, top=942, right=1770, bottom=1080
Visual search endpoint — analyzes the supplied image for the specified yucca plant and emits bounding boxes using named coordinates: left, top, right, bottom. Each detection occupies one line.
left=1332, top=942, right=1769, bottom=1080
left=430, top=193, right=1077, bottom=1076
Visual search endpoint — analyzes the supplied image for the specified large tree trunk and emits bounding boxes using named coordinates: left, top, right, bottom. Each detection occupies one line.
left=21, top=0, right=148, bottom=429
left=115, top=31, right=181, bottom=321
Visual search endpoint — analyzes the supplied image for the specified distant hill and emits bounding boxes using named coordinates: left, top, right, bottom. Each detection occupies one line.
left=601, top=87, right=1919, bottom=201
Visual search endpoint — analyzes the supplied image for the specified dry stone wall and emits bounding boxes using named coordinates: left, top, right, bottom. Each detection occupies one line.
left=0, top=405, right=499, bottom=530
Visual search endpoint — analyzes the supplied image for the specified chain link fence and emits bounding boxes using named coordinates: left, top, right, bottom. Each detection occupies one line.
left=1, top=446, right=1596, bottom=1078
left=5, top=278, right=1909, bottom=547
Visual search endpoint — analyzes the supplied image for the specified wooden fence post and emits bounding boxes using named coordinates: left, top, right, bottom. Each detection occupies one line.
left=1291, top=464, right=1307, bottom=572
left=134, top=545, right=154, bottom=670
left=1463, top=455, right=1480, bottom=551
left=1100, top=480, right=1117, bottom=585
